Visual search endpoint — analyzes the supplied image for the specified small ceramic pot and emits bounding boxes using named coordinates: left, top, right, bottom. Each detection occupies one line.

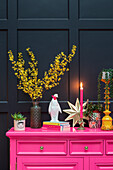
left=89, top=111, right=100, bottom=128
left=102, top=72, right=110, bottom=79
left=14, top=120, right=25, bottom=131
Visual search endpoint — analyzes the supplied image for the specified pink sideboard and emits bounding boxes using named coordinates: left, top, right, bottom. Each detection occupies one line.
left=6, top=127, right=113, bottom=170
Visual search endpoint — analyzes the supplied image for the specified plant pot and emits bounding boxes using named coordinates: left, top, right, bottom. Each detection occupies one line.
left=30, top=101, right=41, bottom=128
left=89, top=111, right=100, bottom=128
left=14, top=120, right=25, bottom=131
left=102, top=72, right=110, bottom=79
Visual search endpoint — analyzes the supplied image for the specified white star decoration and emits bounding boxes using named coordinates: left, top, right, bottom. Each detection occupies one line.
left=63, top=98, right=89, bottom=127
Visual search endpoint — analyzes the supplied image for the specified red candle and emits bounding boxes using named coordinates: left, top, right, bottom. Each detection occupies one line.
left=80, top=82, right=83, bottom=118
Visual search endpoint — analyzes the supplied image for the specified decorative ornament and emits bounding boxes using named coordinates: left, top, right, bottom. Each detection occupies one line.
left=63, top=98, right=89, bottom=127
left=48, top=94, right=62, bottom=122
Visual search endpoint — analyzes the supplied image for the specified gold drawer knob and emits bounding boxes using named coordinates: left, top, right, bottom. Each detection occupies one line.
left=40, top=146, right=44, bottom=150
left=84, top=146, right=88, bottom=150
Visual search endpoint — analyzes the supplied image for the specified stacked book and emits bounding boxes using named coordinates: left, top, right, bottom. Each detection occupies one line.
left=43, top=121, right=70, bottom=131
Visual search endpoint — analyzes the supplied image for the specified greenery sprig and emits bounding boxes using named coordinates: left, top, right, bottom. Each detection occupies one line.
left=84, top=103, right=103, bottom=118
left=8, top=45, right=77, bottom=100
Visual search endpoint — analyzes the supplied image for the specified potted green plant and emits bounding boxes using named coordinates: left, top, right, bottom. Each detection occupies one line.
left=98, top=68, right=113, bottom=104
left=11, top=112, right=26, bottom=131
left=84, top=103, right=103, bottom=128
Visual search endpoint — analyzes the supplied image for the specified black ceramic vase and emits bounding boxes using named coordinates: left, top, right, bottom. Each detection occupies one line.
left=30, top=101, right=41, bottom=128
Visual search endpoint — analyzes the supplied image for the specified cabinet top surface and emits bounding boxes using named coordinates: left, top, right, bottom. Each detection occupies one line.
left=6, top=127, right=113, bottom=138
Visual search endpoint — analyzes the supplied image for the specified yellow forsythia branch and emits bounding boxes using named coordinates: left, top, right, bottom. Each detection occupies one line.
left=8, top=45, right=77, bottom=100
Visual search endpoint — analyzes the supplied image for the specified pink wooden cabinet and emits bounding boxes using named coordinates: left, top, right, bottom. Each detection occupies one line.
left=6, top=127, right=113, bottom=170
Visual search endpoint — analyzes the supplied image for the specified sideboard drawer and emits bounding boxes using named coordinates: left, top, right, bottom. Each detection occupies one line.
left=106, top=140, right=113, bottom=155
left=70, top=140, right=103, bottom=155
left=17, top=140, right=67, bottom=156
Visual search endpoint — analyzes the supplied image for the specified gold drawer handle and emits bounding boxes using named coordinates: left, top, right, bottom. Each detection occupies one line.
left=84, top=146, right=88, bottom=150
left=40, top=146, right=44, bottom=151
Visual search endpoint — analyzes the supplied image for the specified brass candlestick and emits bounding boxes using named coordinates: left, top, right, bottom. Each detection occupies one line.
left=101, top=79, right=113, bottom=130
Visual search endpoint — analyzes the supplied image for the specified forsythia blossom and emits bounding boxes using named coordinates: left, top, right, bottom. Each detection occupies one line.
left=8, top=45, right=77, bottom=100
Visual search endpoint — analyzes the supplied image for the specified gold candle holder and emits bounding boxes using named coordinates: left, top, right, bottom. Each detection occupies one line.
left=77, top=118, right=85, bottom=130
left=101, top=79, right=113, bottom=130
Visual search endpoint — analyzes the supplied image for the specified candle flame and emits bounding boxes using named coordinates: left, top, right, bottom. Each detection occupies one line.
left=80, top=82, right=83, bottom=89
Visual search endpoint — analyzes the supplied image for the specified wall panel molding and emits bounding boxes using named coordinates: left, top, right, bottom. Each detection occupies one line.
left=0, top=112, right=9, bottom=170
left=0, top=30, right=8, bottom=102
left=79, top=0, right=113, bottom=19
left=17, top=0, right=69, bottom=20
left=0, top=0, right=8, bottom=19
left=79, top=29, right=113, bottom=103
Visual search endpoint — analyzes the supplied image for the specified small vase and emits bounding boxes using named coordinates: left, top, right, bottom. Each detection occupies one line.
left=89, top=111, right=100, bottom=128
left=30, top=101, right=41, bottom=128
left=14, top=120, right=25, bottom=131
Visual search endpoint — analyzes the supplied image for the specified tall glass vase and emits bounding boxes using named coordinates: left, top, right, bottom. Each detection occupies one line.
left=30, top=101, right=41, bottom=128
